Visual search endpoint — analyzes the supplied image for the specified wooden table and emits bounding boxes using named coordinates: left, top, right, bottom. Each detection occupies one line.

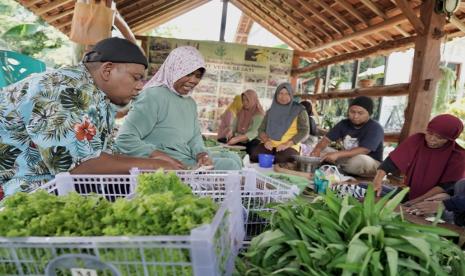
left=403, top=212, right=465, bottom=246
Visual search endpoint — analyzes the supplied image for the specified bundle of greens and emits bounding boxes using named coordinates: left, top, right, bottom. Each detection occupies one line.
left=236, top=186, right=465, bottom=275
left=0, top=171, right=220, bottom=275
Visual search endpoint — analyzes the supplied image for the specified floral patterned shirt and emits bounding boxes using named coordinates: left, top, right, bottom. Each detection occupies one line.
left=0, top=63, right=117, bottom=198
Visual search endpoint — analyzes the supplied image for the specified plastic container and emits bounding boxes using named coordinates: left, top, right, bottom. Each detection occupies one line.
left=131, top=169, right=300, bottom=241
left=258, top=154, right=274, bottom=168
left=0, top=172, right=244, bottom=276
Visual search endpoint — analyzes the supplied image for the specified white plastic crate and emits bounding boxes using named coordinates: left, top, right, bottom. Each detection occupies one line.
left=0, top=172, right=244, bottom=276
left=131, top=168, right=301, bottom=241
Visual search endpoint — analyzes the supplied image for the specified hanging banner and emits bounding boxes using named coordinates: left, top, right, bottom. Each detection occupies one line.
left=146, top=36, right=293, bottom=132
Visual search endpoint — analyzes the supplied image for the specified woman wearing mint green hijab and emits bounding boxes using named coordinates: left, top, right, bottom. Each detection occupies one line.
left=115, top=46, right=242, bottom=170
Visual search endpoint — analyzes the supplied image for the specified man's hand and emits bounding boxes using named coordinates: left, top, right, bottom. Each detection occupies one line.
left=150, top=150, right=185, bottom=169
left=310, top=149, right=321, bottom=157
left=151, top=158, right=186, bottom=170
left=197, top=152, right=213, bottom=167
left=321, top=151, right=340, bottom=163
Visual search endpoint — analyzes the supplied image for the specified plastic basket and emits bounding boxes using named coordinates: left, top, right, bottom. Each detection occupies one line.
left=0, top=172, right=244, bottom=276
left=131, top=169, right=300, bottom=241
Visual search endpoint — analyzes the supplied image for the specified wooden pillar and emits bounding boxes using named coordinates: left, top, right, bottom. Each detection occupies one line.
left=290, top=53, right=300, bottom=90
left=400, top=1, right=445, bottom=141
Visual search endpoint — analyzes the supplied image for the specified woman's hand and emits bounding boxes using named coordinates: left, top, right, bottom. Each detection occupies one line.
left=264, top=140, right=274, bottom=151
left=150, top=150, right=185, bottom=169
left=276, top=141, right=293, bottom=152
left=372, top=169, right=386, bottom=197
left=226, top=130, right=233, bottom=141
left=227, top=136, right=240, bottom=145
left=196, top=152, right=213, bottom=167
left=406, top=201, right=444, bottom=216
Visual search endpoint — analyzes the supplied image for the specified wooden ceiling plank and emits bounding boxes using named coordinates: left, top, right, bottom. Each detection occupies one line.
left=230, top=0, right=306, bottom=50
left=292, top=36, right=416, bottom=76
left=119, top=0, right=162, bottom=14
left=234, top=13, right=254, bottom=43
left=132, top=0, right=209, bottom=33
left=261, top=0, right=320, bottom=46
left=450, top=15, right=465, bottom=34
left=307, top=12, right=411, bottom=52
left=275, top=0, right=331, bottom=42
left=314, top=0, right=354, bottom=31
left=336, top=0, right=369, bottom=26
left=359, top=0, right=410, bottom=37
left=294, top=0, right=342, bottom=35
left=242, top=0, right=311, bottom=48
left=22, top=0, right=43, bottom=8
left=124, top=0, right=169, bottom=20
left=394, top=0, right=425, bottom=35
left=36, top=0, right=73, bottom=16
left=44, top=8, right=73, bottom=23
left=126, top=0, right=185, bottom=25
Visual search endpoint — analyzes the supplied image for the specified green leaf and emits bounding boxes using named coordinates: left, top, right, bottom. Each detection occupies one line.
left=324, top=188, right=341, bottom=215
left=351, top=225, right=382, bottom=244
left=363, top=184, right=375, bottom=224
left=379, top=188, right=409, bottom=220
left=397, top=259, right=429, bottom=273
left=345, top=238, right=369, bottom=269
left=339, top=196, right=355, bottom=225
left=385, top=247, right=398, bottom=276
left=385, top=221, right=458, bottom=237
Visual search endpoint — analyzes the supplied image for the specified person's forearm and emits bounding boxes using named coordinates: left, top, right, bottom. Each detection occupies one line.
left=410, top=186, right=446, bottom=203
left=232, top=134, right=249, bottom=144
left=71, top=152, right=160, bottom=174
left=335, top=147, right=370, bottom=159
left=259, top=132, right=269, bottom=143
left=313, top=136, right=330, bottom=152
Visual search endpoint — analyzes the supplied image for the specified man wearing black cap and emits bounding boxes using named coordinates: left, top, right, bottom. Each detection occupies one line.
left=0, top=37, right=183, bottom=199
left=310, top=96, right=384, bottom=177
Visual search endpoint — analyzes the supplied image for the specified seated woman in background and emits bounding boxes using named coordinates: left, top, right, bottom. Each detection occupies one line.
left=217, top=95, right=242, bottom=142
left=224, top=89, right=265, bottom=155
left=300, top=100, right=318, bottom=141
left=373, top=114, right=465, bottom=202
left=250, top=83, right=309, bottom=164
left=115, top=46, right=242, bottom=170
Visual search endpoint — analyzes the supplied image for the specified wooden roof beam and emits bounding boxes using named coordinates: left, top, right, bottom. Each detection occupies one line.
left=234, top=13, right=254, bottom=44
left=119, top=0, right=163, bottom=14
left=132, top=0, right=208, bottom=33
left=292, top=36, right=416, bottom=76
left=394, top=0, right=424, bottom=35
left=237, top=0, right=312, bottom=49
left=230, top=0, right=306, bottom=50
left=450, top=15, right=465, bottom=34
left=126, top=0, right=184, bottom=25
left=261, top=0, right=321, bottom=46
left=307, top=10, right=414, bottom=52
left=314, top=0, right=354, bottom=32
left=359, top=0, right=410, bottom=37
left=276, top=0, right=331, bottom=42
left=21, top=0, right=43, bottom=8
left=295, top=0, right=342, bottom=36
left=35, top=0, right=73, bottom=16
left=335, top=0, right=391, bottom=41
left=44, top=8, right=73, bottom=23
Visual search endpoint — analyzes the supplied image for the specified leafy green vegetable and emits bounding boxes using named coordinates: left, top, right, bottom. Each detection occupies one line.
left=236, top=186, right=465, bottom=275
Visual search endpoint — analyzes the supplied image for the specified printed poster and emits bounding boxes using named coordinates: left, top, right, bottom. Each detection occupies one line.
left=146, top=36, right=293, bottom=132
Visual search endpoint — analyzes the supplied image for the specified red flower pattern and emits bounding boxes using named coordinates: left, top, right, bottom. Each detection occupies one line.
left=0, top=186, right=4, bottom=201
left=74, top=119, right=97, bottom=141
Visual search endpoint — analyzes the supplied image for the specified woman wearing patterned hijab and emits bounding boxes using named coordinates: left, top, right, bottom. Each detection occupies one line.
left=223, top=89, right=265, bottom=155
left=250, top=83, right=310, bottom=164
left=116, top=46, right=241, bottom=170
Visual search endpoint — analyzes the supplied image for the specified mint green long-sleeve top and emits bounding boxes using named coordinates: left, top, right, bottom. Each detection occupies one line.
left=115, top=86, right=206, bottom=166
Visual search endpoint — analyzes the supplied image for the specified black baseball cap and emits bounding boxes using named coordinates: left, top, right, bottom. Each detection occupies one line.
left=82, top=37, right=148, bottom=68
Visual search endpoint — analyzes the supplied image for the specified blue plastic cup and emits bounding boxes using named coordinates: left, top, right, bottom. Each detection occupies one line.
left=258, top=154, right=275, bottom=168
